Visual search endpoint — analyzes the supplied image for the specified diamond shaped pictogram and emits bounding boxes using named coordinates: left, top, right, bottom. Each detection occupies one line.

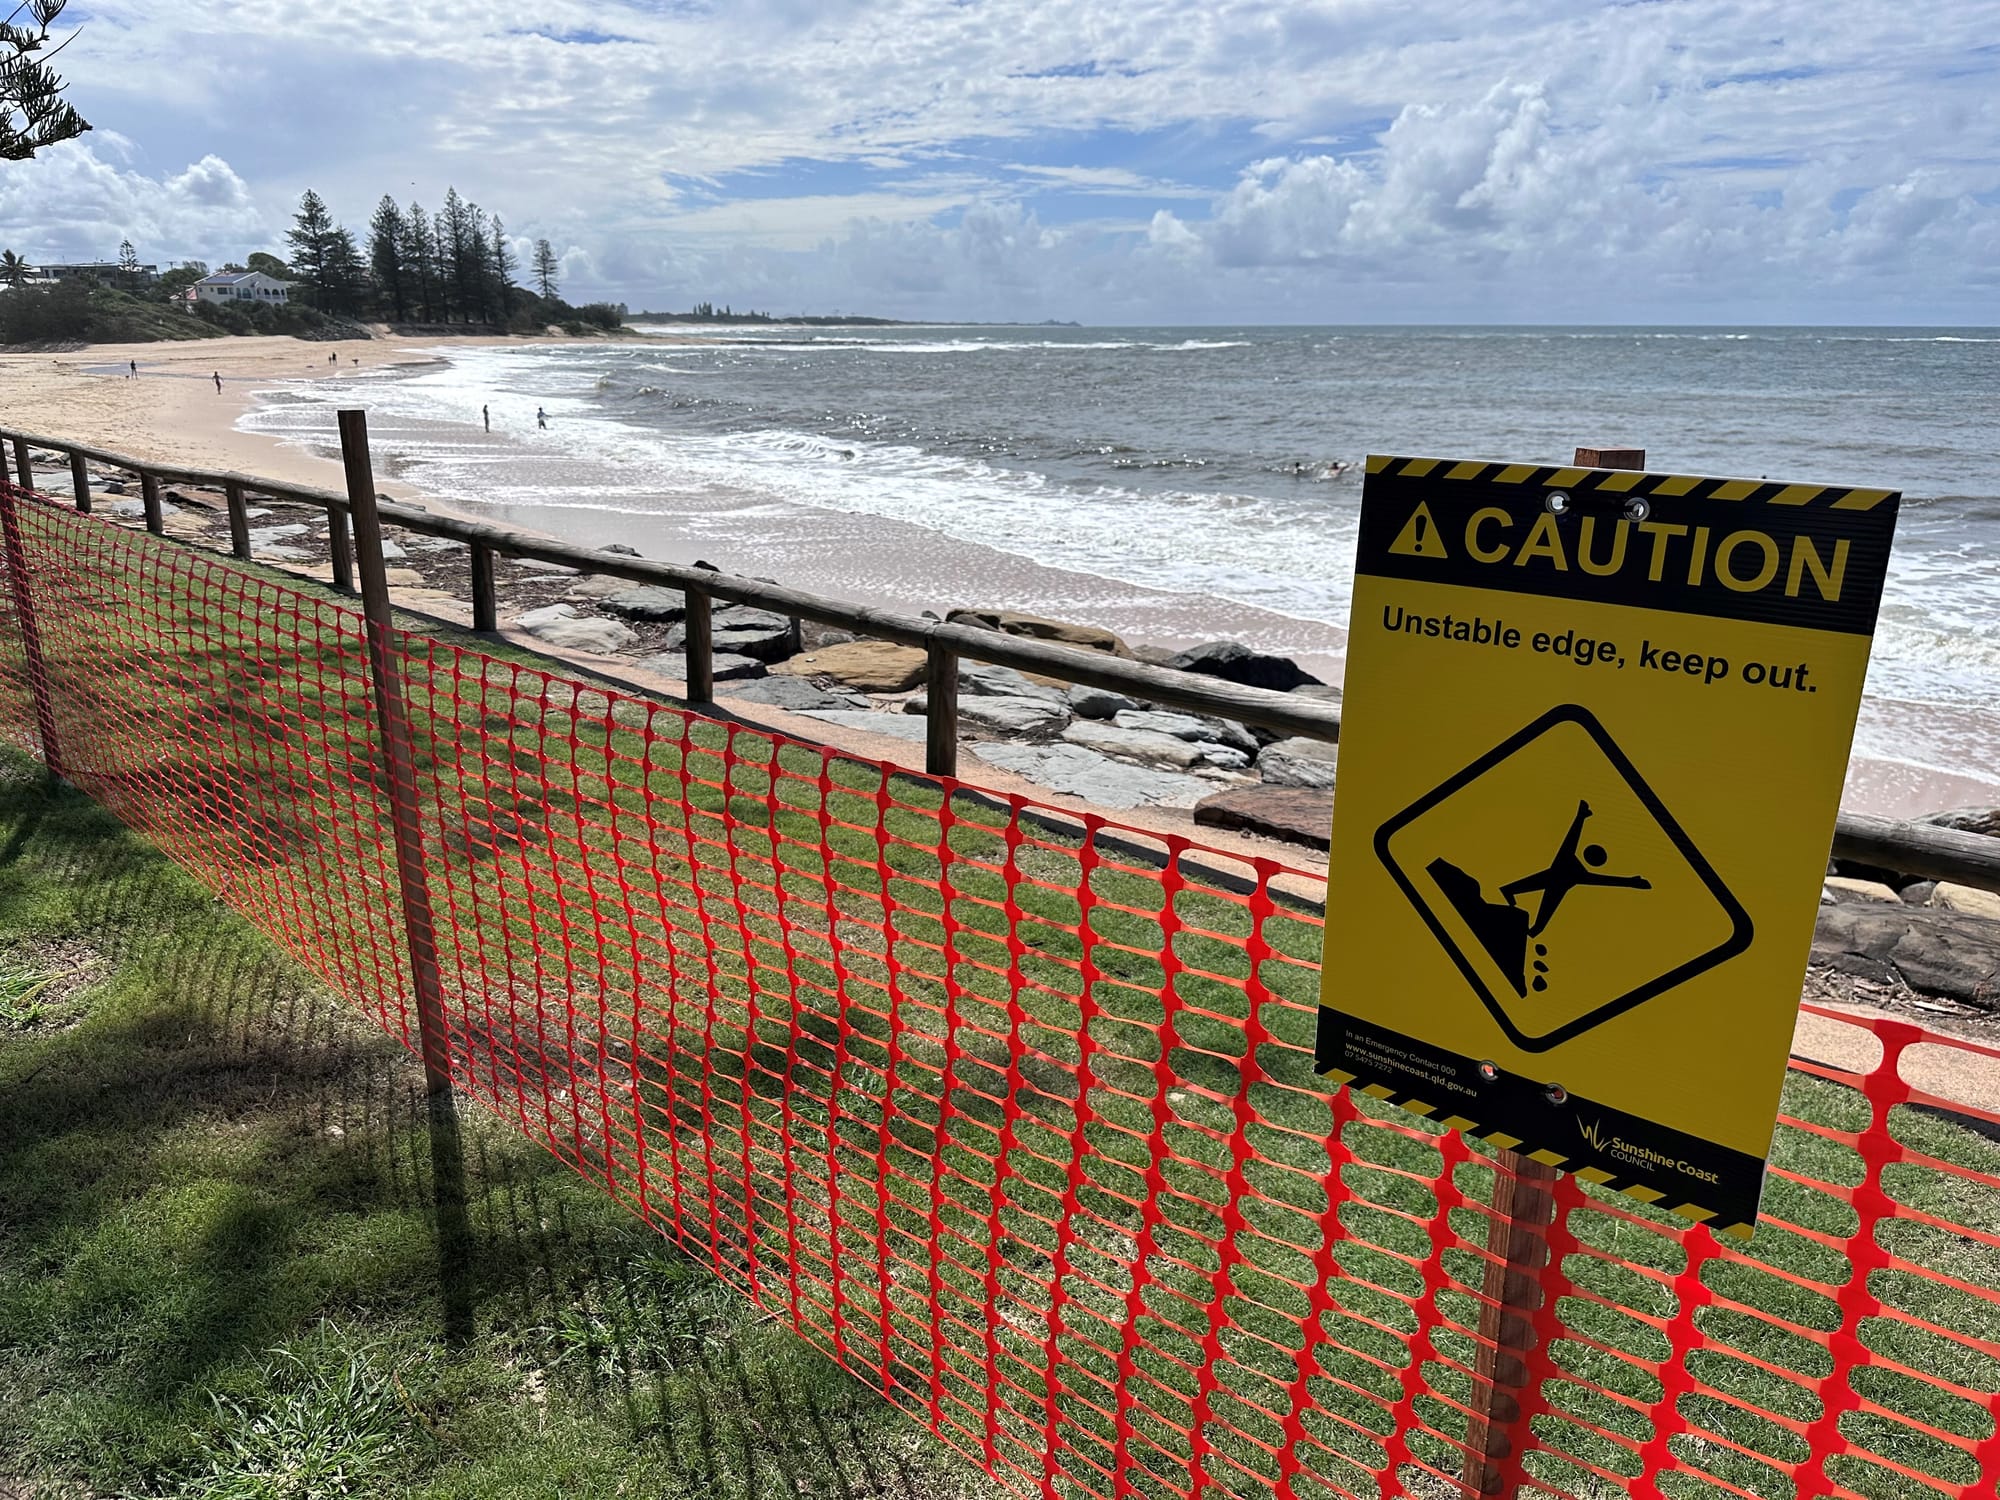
left=1375, top=704, right=1754, bottom=1052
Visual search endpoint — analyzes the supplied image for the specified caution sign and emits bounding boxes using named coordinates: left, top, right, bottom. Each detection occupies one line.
left=1319, top=456, right=1899, bottom=1235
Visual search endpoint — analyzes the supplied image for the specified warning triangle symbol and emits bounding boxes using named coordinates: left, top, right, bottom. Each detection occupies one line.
left=1389, top=502, right=1448, bottom=559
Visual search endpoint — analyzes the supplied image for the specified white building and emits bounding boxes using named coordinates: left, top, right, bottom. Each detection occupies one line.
left=193, top=270, right=296, bottom=305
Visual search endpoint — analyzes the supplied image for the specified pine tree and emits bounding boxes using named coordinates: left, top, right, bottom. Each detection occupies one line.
left=368, top=195, right=409, bottom=322
left=437, top=188, right=477, bottom=324
left=465, top=202, right=494, bottom=322
left=403, top=202, right=438, bottom=322
left=324, top=227, right=366, bottom=316
left=117, top=237, right=139, bottom=283
left=532, top=239, right=559, bottom=301
left=2, top=4, right=90, bottom=161
left=285, top=190, right=338, bottom=308
left=490, top=216, right=517, bottom=321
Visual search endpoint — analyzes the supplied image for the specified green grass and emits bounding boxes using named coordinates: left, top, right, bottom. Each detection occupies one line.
left=2, top=505, right=1998, bottom=1500
left=0, top=758, right=1000, bottom=1499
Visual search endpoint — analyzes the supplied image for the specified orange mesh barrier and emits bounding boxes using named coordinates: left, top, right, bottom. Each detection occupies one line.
left=1, top=483, right=1995, bottom=1500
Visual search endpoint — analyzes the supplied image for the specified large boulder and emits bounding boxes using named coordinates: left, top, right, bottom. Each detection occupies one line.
left=665, top=606, right=801, bottom=662
left=1811, top=904, right=2000, bottom=1007
left=1258, top=737, right=1340, bottom=789
left=1194, top=785, right=1336, bottom=850
left=600, top=585, right=688, bottom=622
left=1063, top=720, right=1247, bottom=771
left=972, top=742, right=1215, bottom=809
left=633, top=651, right=766, bottom=682
left=960, top=660, right=1067, bottom=703
left=1165, top=640, right=1321, bottom=692
left=723, top=676, right=869, bottom=712
left=516, top=603, right=638, bottom=655
left=1113, top=709, right=1257, bottom=756
left=947, top=607, right=1133, bottom=657
left=1930, top=883, right=2000, bottom=922
left=955, top=694, right=1070, bottom=734
left=1068, top=683, right=1140, bottom=720
left=773, top=640, right=929, bottom=692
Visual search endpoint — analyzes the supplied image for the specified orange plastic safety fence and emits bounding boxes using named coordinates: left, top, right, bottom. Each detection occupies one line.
left=1, top=484, right=1994, bottom=1500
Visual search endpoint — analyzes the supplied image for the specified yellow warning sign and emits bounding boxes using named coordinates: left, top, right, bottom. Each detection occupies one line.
left=1319, top=456, right=1899, bottom=1236
left=1388, top=501, right=1449, bottom=558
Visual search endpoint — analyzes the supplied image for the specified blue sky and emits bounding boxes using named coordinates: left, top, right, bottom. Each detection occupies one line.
left=5, top=1, right=1997, bottom=322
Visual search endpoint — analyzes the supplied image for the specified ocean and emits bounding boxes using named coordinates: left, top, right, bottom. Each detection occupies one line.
left=239, top=325, right=2000, bottom=811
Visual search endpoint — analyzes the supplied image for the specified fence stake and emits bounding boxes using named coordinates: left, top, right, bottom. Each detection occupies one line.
left=337, top=407, right=475, bottom=1344
left=328, top=502, right=355, bottom=594
left=926, top=642, right=959, bottom=777
left=69, top=453, right=90, bottom=514
left=10, top=437, right=29, bottom=490
left=0, top=482, right=64, bottom=779
left=683, top=586, right=713, bottom=704
left=470, top=542, right=497, bottom=631
left=140, top=471, right=164, bottom=535
left=225, top=482, right=251, bottom=560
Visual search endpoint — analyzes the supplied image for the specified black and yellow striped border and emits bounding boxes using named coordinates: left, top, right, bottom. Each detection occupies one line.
left=1365, top=454, right=1895, bottom=513
left=1318, top=1063, right=1756, bottom=1241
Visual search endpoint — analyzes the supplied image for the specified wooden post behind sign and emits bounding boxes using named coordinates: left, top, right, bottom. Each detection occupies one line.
left=337, top=408, right=475, bottom=1344
left=1459, top=445, right=1646, bottom=1498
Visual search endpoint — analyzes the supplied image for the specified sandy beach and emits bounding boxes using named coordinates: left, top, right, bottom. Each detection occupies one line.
left=3, top=331, right=1995, bottom=824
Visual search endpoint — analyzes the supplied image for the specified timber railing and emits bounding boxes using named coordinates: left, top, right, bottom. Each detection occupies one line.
left=4, top=426, right=1998, bottom=897
left=2, top=438, right=1999, bottom=1500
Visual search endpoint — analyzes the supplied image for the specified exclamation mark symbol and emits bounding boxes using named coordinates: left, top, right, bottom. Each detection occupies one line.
left=1390, top=501, right=1447, bottom=559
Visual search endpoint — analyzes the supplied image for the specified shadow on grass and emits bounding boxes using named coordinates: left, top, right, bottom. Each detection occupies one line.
left=0, top=760, right=991, bottom=1499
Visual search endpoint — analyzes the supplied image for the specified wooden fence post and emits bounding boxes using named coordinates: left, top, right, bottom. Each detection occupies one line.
left=683, top=586, right=713, bottom=704
left=10, top=437, right=30, bottom=491
left=328, top=503, right=355, bottom=593
left=926, top=642, right=959, bottom=777
left=69, top=453, right=90, bottom=514
left=0, top=481, right=64, bottom=780
left=337, top=408, right=474, bottom=1344
left=469, top=543, right=497, bottom=632
left=1459, top=444, right=1647, bottom=1497
left=140, top=472, right=164, bottom=535
left=225, top=483, right=251, bottom=560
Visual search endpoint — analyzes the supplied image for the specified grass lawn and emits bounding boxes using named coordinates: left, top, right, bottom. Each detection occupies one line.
left=1, top=497, right=1997, bottom=1500
left=0, top=756, right=1000, bottom=1500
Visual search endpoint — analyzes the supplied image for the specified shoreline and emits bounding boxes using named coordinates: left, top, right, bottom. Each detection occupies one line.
left=3, top=331, right=1995, bottom=822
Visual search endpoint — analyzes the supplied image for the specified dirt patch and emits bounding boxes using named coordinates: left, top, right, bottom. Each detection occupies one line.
left=0, top=937, right=108, bottom=1033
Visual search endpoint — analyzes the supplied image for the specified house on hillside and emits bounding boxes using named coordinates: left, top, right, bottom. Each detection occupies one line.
left=29, top=260, right=159, bottom=284
left=193, top=270, right=296, bottom=305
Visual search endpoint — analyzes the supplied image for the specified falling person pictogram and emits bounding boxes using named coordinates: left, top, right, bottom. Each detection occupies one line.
left=1425, top=799, right=1651, bottom=999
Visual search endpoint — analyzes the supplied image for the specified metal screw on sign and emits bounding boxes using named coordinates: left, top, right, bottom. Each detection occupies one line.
left=1544, top=491, right=1570, bottom=516
left=337, top=408, right=475, bottom=1344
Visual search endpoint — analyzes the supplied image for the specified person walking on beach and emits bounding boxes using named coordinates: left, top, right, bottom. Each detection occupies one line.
left=213, top=371, right=222, bottom=394
left=128, top=359, right=137, bottom=378
left=482, top=404, right=490, bottom=432
left=536, top=407, right=547, bottom=430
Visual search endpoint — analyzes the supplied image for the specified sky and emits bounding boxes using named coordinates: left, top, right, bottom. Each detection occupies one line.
left=2, top=1, right=1997, bottom=324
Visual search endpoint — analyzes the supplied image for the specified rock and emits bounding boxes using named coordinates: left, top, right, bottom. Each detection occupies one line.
left=973, top=741, right=1215, bottom=809
left=955, top=694, right=1070, bottom=734
left=1289, top=683, right=1344, bottom=704
left=773, top=641, right=928, bottom=692
left=1811, top=904, right=2000, bottom=1007
left=1114, top=709, right=1257, bottom=755
left=946, top=607, right=1133, bottom=657
left=378, top=538, right=406, bottom=560
left=1931, top=883, right=2000, bottom=922
left=799, top=708, right=929, bottom=743
left=723, top=676, right=867, bottom=711
left=1165, top=640, right=1321, bottom=692
left=960, top=661, right=1067, bottom=703
left=100, top=479, right=127, bottom=494
left=1194, top=785, right=1336, bottom=850
left=568, top=574, right=634, bottom=601
left=252, top=543, right=310, bottom=562
left=515, top=604, right=638, bottom=654
left=600, top=585, right=688, bottom=623
left=634, top=651, right=766, bottom=682
left=250, top=522, right=311, bottom=541
left=1257, top=737, right=1340, bottom=789
left=1899, top=880, right=1938, bottom=907
left=1068, top=684, right=1139, bottom=719
left=1064, top=721, right=1201, bottom=768
left=104, top=498, right=146, bottom=519
left=244, top=505, right=271, bottom=518
left=665, top=607, right=800, bottom=662
left=516, top=558, right=578, bottom=575
left=801, top=622, right=857, bottom=650
left=1915, top=807, right=2000, bottom=839
left=382, top=567, right=426, bottom=588
left=1133, top=644, right=1179, bottom=666
left=1823, top=876, right=1901, bottom=903
left=602, top=542, right=642, bottom=556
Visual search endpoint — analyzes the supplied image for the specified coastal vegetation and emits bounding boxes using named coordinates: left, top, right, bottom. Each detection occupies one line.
left=1, top=0, right=87, bottom=160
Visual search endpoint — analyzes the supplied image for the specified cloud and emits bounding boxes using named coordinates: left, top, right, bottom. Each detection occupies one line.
left=13, top=2, right=2000, bottom=318
left=0, top=145, right=269, bottom=265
